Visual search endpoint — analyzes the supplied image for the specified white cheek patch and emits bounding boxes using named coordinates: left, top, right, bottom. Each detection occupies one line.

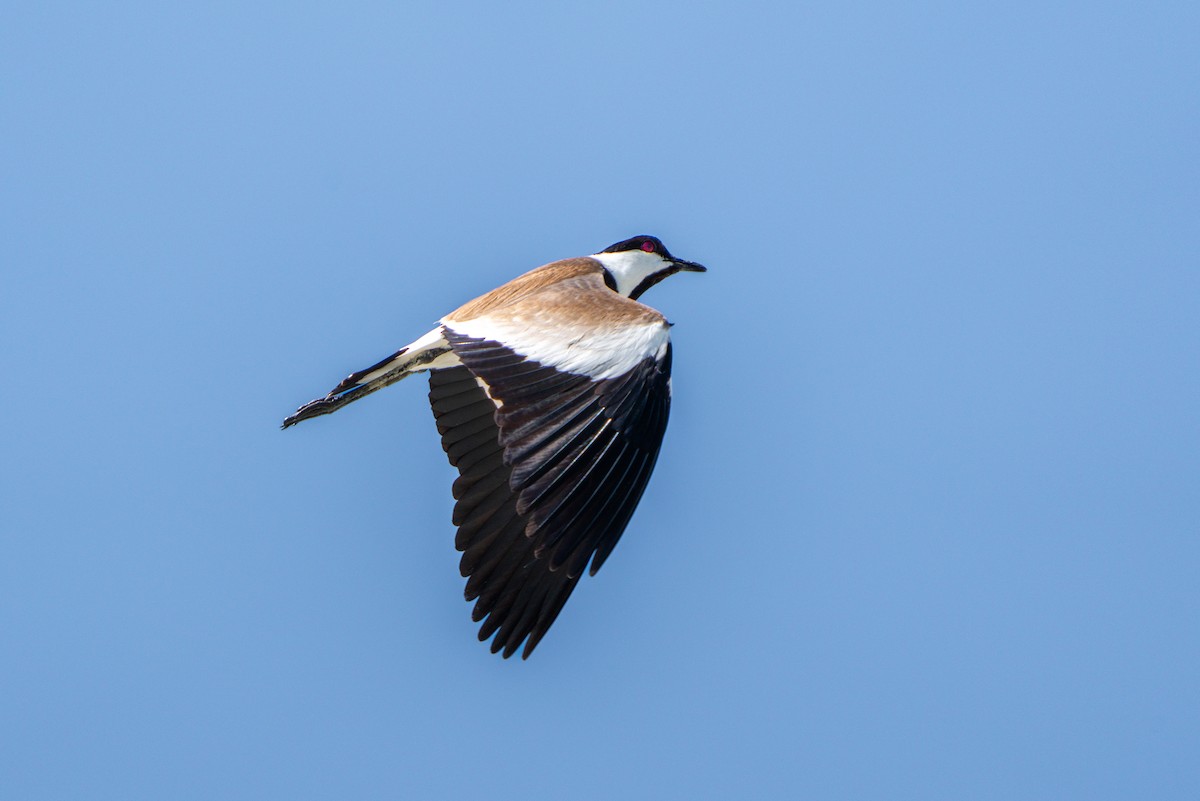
left=591, top=250, right=670, bottom=297
left=446, top=315, right=670, bottom=381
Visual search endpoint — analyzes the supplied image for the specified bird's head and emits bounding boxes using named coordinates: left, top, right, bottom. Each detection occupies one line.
left=591, top=235, right=707, bottom=300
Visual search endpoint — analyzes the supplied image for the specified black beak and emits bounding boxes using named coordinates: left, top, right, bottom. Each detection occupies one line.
left=672, top=258, right=707, bottom=273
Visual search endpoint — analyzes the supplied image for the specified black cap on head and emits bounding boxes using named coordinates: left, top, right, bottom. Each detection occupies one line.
left=601, top=235, right=672, bottom=259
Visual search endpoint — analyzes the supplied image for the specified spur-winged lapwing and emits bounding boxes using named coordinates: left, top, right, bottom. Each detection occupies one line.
left=283, top=235, right=706, bottom=658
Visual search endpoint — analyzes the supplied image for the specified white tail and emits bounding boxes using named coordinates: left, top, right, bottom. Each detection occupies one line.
left=282, top=327, right=459, bottom=428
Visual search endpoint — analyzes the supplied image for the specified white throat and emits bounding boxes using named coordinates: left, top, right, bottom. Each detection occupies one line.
left=591, top=250, right=671, bottom=298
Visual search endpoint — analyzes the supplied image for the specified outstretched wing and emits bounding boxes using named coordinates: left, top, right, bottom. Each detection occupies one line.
left=428, top=302, right=673, bottom=658
left=428, top=366, right=581, bottom=659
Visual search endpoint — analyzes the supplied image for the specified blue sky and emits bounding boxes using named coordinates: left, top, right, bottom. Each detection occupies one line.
left=3, top=2, right=1198, bottom=798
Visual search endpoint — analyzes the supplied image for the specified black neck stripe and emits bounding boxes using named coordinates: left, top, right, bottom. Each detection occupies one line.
left=629, top=266, right=678, bottom=301
left=601, top=268, right=618, bottom=293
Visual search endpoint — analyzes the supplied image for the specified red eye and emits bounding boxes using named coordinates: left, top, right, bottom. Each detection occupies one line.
left=640, top=241, right=656, bottom=253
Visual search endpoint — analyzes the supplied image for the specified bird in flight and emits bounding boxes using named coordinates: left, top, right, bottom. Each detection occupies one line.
left=283, top=235, right=706, bottom=658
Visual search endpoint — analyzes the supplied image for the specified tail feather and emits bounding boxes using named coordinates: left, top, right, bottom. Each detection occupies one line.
left=329, top=348, right=409, bottom=395
left=282, top=327, right=456, bottom=429
left=282, top=381, right=385, bottom=429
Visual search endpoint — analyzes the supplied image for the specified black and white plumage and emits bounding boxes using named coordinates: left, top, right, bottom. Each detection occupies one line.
left=283, top=235, right=705, bottom=658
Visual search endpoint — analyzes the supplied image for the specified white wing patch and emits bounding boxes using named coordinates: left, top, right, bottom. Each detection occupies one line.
left=444, top=314, right=669, bottom=381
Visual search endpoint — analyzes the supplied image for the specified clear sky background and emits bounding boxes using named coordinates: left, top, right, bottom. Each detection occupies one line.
left=3, top=2, right=1198, bottom=799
